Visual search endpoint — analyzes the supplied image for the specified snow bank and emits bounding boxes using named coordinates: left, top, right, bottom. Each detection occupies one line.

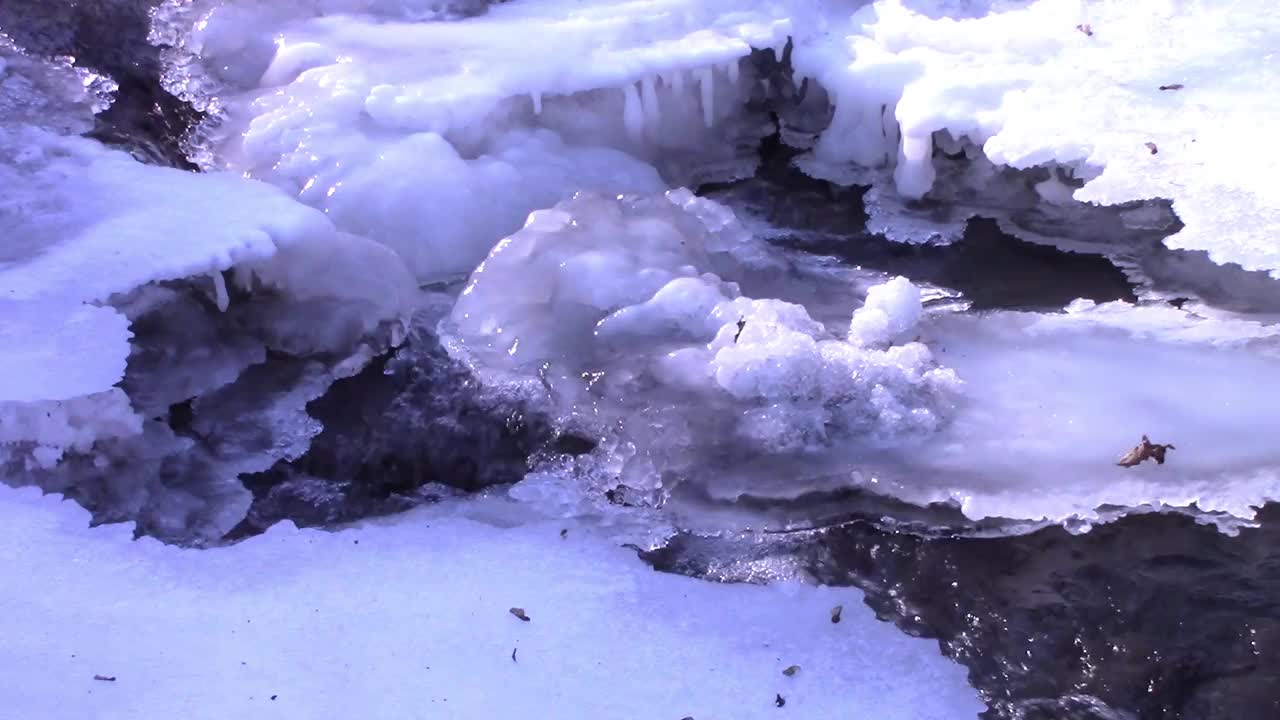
left=445, top=189, right=958, bottom=503
left=792, top=0, right=1280, bottom=275
left=0, top=485, right=984, bottom=719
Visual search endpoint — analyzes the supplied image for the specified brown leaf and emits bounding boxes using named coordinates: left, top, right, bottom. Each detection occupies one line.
left=734, top=318, right=747, bottom=344
left=1145, top=142, right=1159, bottom=155
left=782, top=665, right=801, bottom=677
left=560, top=528, right=568, bottom=538
left=1117, top=435, right=1175, bottom=467
left=509, top=607, right=531, bottom=622
left=511, top=647, right=518, bottom=663
left=775, top=693, right=786, bottom=708
left=830, top=605, right=843, bottom=624
left=1158, top=83, right=1184, bottom=91
left=93, top=675, right=116, bottom=682
left=1076, top=23, right=1093, bottom=37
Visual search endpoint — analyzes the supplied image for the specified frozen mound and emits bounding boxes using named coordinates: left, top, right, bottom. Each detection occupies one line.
left=791, top=0, right=1280, bottom=275
left=444, top=189, right=959, bottom=503
left=0, top=485, right=983, bottom=719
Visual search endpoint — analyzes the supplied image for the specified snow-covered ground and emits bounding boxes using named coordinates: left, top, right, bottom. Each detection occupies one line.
left=0, top=485, right=983, bottom=719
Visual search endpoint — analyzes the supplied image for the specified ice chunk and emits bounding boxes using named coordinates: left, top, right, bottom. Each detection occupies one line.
left=0, top=485, right=984, bottom=719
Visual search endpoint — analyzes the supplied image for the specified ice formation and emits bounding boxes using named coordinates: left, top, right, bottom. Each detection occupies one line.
left=445, top=189, right=959, bottom=504
left=0, top=484, right=985, bottom=719
left=1, top=40, right=415, bottom=501
left=149, top=0, right=795, bottom=277
left=4, top=0, right=1280, bottom=538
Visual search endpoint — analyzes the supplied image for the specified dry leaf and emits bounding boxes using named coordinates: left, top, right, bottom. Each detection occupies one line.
left=509, top=607, right=531, bottom=622
left=1158, top=83, right=1184, bottom=91
left=830, top=605, right=843, bottom=624
left=560, top=528, right=568, bottom=539
left=782, top=665, right=801, bottom=677
left=511, top=647, right=518, bottom=663
left=1145, top=142, right=1159, bottom=155
left=734, top=318, right=747, bottom=343
left=775, top=693, right=787, bottom=708
left=1117, top=435, right=1175, bottom=467
left=1076, top=23, right=1093, bottom=36
left=93, top=675, right=116, bottom=682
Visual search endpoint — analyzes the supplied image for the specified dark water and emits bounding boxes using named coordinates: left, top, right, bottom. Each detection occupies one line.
left=6, top=5, right=1280, bottom=719
left=643, top=507, right=1280, bottom=720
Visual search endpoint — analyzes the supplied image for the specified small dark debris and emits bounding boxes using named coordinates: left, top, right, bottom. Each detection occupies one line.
left=509, top=607, right=531, bottom=622
left=560, top=528, right=568, bottom=539
left=1076, top=23, right=1093, bottom=36
left=775, top=693, right=786, bottom=707
left=1145, top=142, right=1158, bottom=155
left=512, top=647, right=518, bottom=663
left=1158, top=83, right=1184, bottom=91
left=783, top=665, right=801, bottom=677
left=271, top=695, right=278, bottom=701
left=1168, top=297, right=1190, bottom=309
left=354, top=540, right=359, bottom=545
left=93, top=675, right=116, bottom=682
left=734, top=318, right=747, bottom=343
left=830, top=605, right=843, bottom=624
left=681, top=717, right=695, bottom=720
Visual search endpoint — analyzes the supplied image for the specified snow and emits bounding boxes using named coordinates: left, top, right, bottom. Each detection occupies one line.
left=0, top=484, right=984, bottom=720
left=791, top=0, right=1280, bottom=275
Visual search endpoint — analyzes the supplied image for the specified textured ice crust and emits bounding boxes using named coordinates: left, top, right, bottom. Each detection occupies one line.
left=445, top=190, right=959, bottom=501
left=790, top=0, right=1280, bottom=275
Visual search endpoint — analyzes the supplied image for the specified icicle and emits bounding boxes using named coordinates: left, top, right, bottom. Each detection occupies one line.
left=640, top=75, right=661, bottom=133
left=697, top=67, right=715, bottom=128
left=727, top=59, right=740, bottom=85
left=671, top=68, right=685, bottom=95
left=531, top=90, right=542, bottom=115
left=622, top=83, right=644, bottom=141
left=212, top=270, right=229, bottom=312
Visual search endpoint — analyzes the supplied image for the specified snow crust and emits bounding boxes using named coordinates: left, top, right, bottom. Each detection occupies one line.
left=792, top=0, right=1280, bottom=275
left=0, top=485, right=984, bottom=719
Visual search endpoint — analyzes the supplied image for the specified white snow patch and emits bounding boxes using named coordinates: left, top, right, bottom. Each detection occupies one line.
left=792, top=0, right=1280, bottom=275
left=0, top=485, right=983, bottom=720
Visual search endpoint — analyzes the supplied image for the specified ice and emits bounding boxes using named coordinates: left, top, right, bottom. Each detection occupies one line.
left=790, top=0, right=1280, bottom=275
left=0, top=484, right=983, bottom=719
left=152, top=0, right=790, bottom=277
left=445, top=190, right=959, bottom=502
left=786, top=300, right=1280, bottom=527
